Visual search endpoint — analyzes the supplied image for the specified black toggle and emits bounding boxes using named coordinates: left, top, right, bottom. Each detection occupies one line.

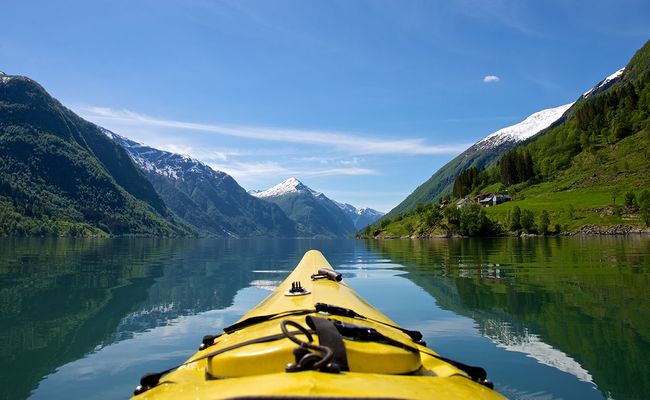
left=310, top=268, right=343, bottom=282
left=133, top=371, right=168, bottom=395
left=199, top=334, right=218, bottom=350
left=315, top=302, right=360, bottom=318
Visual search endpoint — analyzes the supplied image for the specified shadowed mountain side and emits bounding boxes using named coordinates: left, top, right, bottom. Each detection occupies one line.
left=363, top=237, right=650, bottom=400
left=0, top=76, right=191, bottom=236
left=105, top=132, right=298, bottom=238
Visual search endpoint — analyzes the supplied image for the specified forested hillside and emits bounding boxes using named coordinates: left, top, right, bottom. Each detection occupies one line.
left=0, top=75, right=192, bottom=236
left=362, top=40, right=650, bottom=238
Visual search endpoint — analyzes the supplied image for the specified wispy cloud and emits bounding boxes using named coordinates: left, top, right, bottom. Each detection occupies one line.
left=208, top=161, right=377, bottom=183
left=78, top=106, right=468, bottom=155
left=209, top=161, right=289, bottom=179
left=160, top=143, right=194, bottom=156
left=483, top=75, right=500, bottom=83
left=456, top=0, right=545, bottom=37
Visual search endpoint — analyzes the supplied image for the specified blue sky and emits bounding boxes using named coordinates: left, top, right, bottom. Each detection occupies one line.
left=2, top=1, right=649, bottom=212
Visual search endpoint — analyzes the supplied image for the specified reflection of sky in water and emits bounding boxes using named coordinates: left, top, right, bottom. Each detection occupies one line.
left=344, top=265, right=602, bottom=400
left=30, top=287, right=270, bottom=400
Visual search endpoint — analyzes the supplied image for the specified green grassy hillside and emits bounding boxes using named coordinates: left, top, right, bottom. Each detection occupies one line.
left=362, top=40, right=650, bottom=238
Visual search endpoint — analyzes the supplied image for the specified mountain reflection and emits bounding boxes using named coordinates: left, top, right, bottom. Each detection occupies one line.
left=364, top=236, right=650, bottom=400
left=0, top=238, right=369, bottom=400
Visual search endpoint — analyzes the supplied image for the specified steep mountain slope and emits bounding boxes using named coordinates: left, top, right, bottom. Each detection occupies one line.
left=476, top=40, right=650, bottom=231
left=252, top=178, right=357, bottom=237
left=105, top=131, right=297, bottom=237
left=368, top=40, right=650, bottom=237
left=334, top=201, right=384, bottom=230
left=385, top=103, right=573, bottom=219
left=0, top=74, right=190, bottom=236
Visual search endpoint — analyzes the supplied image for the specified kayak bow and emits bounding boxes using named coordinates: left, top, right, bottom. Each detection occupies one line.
left=132, top=250, right=505, bottom=399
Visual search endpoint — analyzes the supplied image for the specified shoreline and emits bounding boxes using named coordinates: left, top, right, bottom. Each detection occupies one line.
left=361, top=224, right=650, bottom=240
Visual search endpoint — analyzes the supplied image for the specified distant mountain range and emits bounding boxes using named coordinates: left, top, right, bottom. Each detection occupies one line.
left=334, top=201, right=385, bottom=231
left=251, top=178, right=383, bottom=237
left=104, top=131, right=297, bottom=237
left=384, top=65, right=627, bottom=219
left=0, top=73, right=383, bottom=238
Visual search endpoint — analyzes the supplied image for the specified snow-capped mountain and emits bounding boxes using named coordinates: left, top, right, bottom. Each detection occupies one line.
left=473, top=103, right=574, bottom=151
left=104, top=130, right=297, bottom=237
left=252, top=177, right=322, bottom=198
left=386, top=68, right=626, bottom=218
left=252, top=178, right=358, bottom=237
left=582, top=67, right=625, bottom=98
left=334, top=201, right=384, bottom=230
left=104, top=129, right=229, bottom=182
left=0, top=71, right=13, bottom=84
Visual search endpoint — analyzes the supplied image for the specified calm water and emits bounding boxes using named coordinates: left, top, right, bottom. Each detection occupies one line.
left=1, top=237, right=649, bottom=400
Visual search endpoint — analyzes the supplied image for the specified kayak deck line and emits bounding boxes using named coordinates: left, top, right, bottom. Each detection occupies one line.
left=131, top=250, right=505, bottom=400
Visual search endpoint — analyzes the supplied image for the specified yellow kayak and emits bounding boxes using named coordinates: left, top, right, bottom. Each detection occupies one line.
left=131, top=250, right=505, bottom=399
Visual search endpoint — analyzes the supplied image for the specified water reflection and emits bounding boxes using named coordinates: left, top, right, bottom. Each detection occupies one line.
left=1, top=237, right=648, bottom=400
left=365, top=236, right=650, bottom=400
left=0, top=238, right=378, bottom=400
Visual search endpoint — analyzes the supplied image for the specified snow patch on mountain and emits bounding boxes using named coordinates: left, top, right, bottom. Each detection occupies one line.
left=0, top=72, right=14, bottom=84
left=334, top=200, right=383, bottom=217
left=101, top=128, right=228, bottom=181
left=583, top=67, right=625, bottom=97
left=251, top=177, right=322, bottom=198
left=473, top=103, right=573, bottom=151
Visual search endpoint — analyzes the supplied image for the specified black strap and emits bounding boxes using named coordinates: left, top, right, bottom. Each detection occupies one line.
left=416, top=349, right=488, bottom=383
left=314, top=303, right=423, bottom=342
left=330, top=319, right=419, bottom=354
left=306, top=316, right=349, bottom=371
left=223, top=308, right=315, bottom=334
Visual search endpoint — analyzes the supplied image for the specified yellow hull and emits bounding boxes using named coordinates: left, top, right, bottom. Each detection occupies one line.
left=132, top=250, right=505, bottom=399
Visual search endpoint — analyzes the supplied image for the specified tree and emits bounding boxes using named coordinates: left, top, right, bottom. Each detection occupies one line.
left=453, top=167, right=483, bottom=198
left=639, top=190, right=650, bottom=227
left=520, top=209, right=535, bottom=233
left=499, top=149, right=534, bottom=186
left=538, top=210, right=550, bottom=235
left=459, top=203, right=491, bottom=236
left=624, top=191, right=638, bottom=209
left=509, top=206, right=521, bottom=231
left=567, top=204, right=575, bottom=220
left=415, top=203, right=426, bottom=214
left=423, top=208, right=442, bottom=228
left=444, top=205, right=461, bottom=229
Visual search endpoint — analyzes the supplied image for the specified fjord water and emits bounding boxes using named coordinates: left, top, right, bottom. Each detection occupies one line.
left=1, top=237, right=648, bottom=400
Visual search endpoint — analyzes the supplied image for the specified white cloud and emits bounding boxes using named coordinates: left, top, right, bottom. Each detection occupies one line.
left=208, top=161, right=377, bottom=183
left=160, top=143, right=193, bottom=156
left=483, top=75, right=500, bottom=83
left=304, top=167, right=376, bottom=177
left=78, top=106, right=469, bottom=156
left=208, top=161, right=289, bottom=180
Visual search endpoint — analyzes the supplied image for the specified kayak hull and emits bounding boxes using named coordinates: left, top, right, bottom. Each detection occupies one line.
left=132, top=250, right=505, bottom=399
